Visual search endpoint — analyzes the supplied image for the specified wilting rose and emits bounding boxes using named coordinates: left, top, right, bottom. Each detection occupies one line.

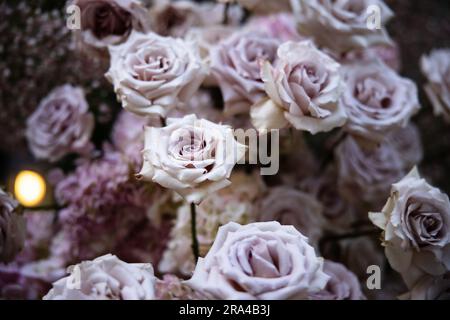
left=149, top=0, right=225, bottom=37
left=256, top=186, right=324, bottom=246
left=0, top=190, right=25, bottom=264
left=251, top=41, right=346, bottom=134
left=137, top=114, right=247, bottom=204
left=335, top=136, right=405, bottom=210
left=369, top=168, right=450, bottom=288
left=106, top=31, right=207, bottom=117
left=74, top=0, right=151, bottom=50
left=26, top=85, right=94, bottom=162
left=186, top=221, right=329, bottom=300
left=293, top=0, right=394, bottom=53
left=340, top=61, right=420, bottom=141
left=210, top=31, right=279, bottom=116
left=310, top=261, right=365, bottom=300
left=159, top=171, right=264, bottom=276
left=44, top=254, right=156, bottom=300
left=400, top=274, right=450, bottom=300
left=421, top=49, right=450, bottom=122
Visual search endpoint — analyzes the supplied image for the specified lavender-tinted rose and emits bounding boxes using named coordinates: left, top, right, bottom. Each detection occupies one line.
left=186, top=221, right=329, bottom=300
left=106, top=31, right=207, bottom=117
left=421, top=49, right=450, bottom=122
left=369, top=168, right=450, bottom=288
left=210, top=31, right=279, bottom=116
left=26, top=85, right=94, bottom=162
left=251, top=41, right=346, bottom=134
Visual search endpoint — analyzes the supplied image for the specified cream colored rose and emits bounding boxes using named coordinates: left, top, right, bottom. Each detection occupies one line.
left=106, top=31, right=207, bottom=117
left=293, top=0, right=394, bottom=53
left=256, top=186, right=325, bottom=247
left=186, top=221, right=329, bottom=300
left=44, top=254, right=156, bottom=300
left=251, top=41, right=346, bottom=134
left=340, top=61, right=420, bottom=141
left=369, top=168, right=450, bottom=288
left=421, top=49, right=450, bottom=122
left=137, top=114, right=247, bottom=204
left=73, top=0, right=151, bottom=50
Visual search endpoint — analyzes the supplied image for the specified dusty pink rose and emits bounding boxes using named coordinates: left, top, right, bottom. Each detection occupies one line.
left=247, top=13, right=305, bottom=42
left=310, top=261, right=365, bottom=300
left=186, top=221, right=329, bottom=300
left=251, top=41, right=346, bottom=134
left=210, top=31, right=279, bottom=116
left=73, top=0, right=151, bottom=50
left=340, top=61, right=420, bottom=141
left=26, top=85, right=94, bottom=162
left=421, top=49, right=450, bottom=122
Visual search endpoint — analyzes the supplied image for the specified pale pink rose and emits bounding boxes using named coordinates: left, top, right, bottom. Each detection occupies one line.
left=335, top=136, right=405, bottom=209
left=156, top=275, right=206, bottom=300
left=0, top=189, right=25, bottom=264
left=421, top=49, right=450, bottom=122
left=73, top=0, right=151, bottom=50
left=340, top=61, right=420, bottom=141
left=106, top=31, right=207, bottom=117
left=247, top=13, right=305, bottom=42
left=293, top=0, right=394, bottom=53
left=26, top=84, right=94, bottom=162
left=210, top=31, right=280, bottom=116
left=310, top=261, right=365, bottom=300
left=137, top=114, right=247, bottom=204
left=251, top=41, right=346, bottom=134
left=44, top=254, right=156, bottom=300
left=186, top=221, right=329, bottom=300
left=256, top=186, right=324, bottom=247
left=369, top=168, right=450, bottom=288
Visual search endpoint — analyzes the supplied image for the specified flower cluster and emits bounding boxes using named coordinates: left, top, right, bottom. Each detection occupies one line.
left=1, top=0, right=449, bottom=301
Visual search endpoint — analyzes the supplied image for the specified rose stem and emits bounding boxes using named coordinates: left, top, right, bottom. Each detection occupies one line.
left=223, top=2, right=230, bottom=24
left=190, top=202, right=200, bottom=262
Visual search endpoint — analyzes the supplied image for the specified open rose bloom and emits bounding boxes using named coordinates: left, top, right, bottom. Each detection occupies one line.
left=2, top=0, right=450, bottom=302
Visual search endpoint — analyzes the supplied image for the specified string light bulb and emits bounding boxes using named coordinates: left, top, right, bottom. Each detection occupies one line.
left=14, top=170, right=46, bottom=207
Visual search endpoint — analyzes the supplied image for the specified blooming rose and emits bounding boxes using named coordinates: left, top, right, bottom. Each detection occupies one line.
left=74, top=0, right=151, bottom=50
left=400, top=274, right=450, bottom=300
left=44, top=254, right=156, bottom=300
left=247, top=13, right=304, bottom=42
left=251, top=41, right=346, bottom=134
left=137, top=114, right=247, bottom=204
left=256, top=186, right=324, bottom=246
left=310, top=261, right=365, bottom=300
left=340, top=61, right=420, bottom=141
left=421, top=49, right=450, bottom=122
left=210, top=31, right=279, bottom=116
left=106, top=31, right=207, bottom=117
left=335, top=136, right=405, bottom=209
left=186, top=221, right=329, bottom=300
left=293, top=0, right=394, bottom=53
left=159, top=171, right=264, bottom=276
left=26, top=85, right=94, bottom=162
left=369, top=168, right=450, bottom=288
left=0, top=190, right=25, bottom=263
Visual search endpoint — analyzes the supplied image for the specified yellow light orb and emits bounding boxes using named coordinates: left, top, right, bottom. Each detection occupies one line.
left=14, top=170, right=46, bottom=207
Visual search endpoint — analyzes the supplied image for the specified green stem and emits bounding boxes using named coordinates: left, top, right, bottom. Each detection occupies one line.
left=190, top=202, right=200, bottom=262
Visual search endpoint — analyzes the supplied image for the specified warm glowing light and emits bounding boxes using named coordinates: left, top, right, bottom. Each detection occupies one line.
left=14, top=170, right=46, bottom=207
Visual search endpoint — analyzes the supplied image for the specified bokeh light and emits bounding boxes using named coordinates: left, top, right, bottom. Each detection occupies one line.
left=14, top=170, right=46, bottom=207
